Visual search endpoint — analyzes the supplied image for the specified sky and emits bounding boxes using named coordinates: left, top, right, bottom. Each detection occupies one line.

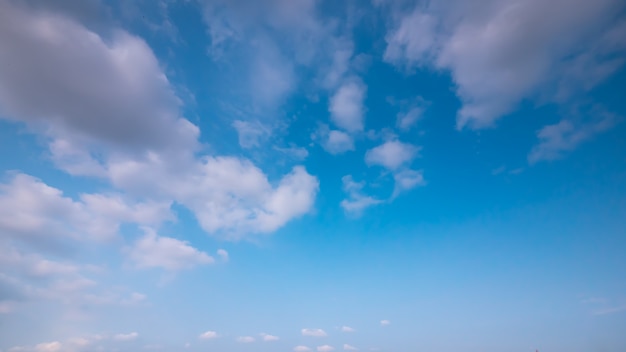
left=0, top=0, right=625, bottom=351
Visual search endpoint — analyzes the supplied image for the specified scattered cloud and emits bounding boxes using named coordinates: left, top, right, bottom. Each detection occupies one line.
left=127, top=228, right=214, bottom=272
left=236, top=336, right=255, bottom=343
left=528, top=107, right=618, bottom=163
left=340, top=326, right=356, bottom=333
left=198, top=331, right=219, bottom=340
left=113, top=332, right=138, bottom=341
left=392, top=169, right=426, bottom=197
left=382, top=0, right=626, bottom=129
left=294, top=346, right=312, bottom=352
left=365, top=140, right=420, bottom=171
left=344, top=344, right=358, bottom=351
left=317, top=345, right=335, bottom=352
left=380, top=320, right=390, bottom=326
left=260, top=333, right=280, bottom=341
left=340, top=176, right=383, bottom=215
left=329, top=80, right=367, bottom=133
left=302, top=328, right=328, bottom=337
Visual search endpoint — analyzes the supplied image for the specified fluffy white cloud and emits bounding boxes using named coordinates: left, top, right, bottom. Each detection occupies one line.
left=0, top=1, right=319, bottom=242
left=383, top=0, right=626, bottom=129
left=127, top=228, right=214, bottom=271
left=380, top=320, right=390, bottom=326
left=260, top=333, right=280, bottom=341
left=109, top=156, right=319, bottom=238
left=0, top=173, right=173, bottom=246
left=317, top=345, right=335, bottom=352
left=329, top=80, right=367, bottom=133
left=236, top=336, right=255, bottom=343
left=365, top=140, right=420, bottom=171
left=340, top=326, right=355, bottom=333
left=316, top=128, right=356, bottom=155
left=0, top=0, right=199, bottom=153
left=343, top=344, right=358, bottom=351
left=113, top=332, right=138, bottom=341
left=34, top=342, right=62, bottom=352
left=528, top=107, right=618, bottom=163
left=340, top=176, right=382, bottom=215
left=294, top=346, right=312, bottom=352
left=198, top=331, right=219, bottom=340
left=301, top=328, right=327, bottom=337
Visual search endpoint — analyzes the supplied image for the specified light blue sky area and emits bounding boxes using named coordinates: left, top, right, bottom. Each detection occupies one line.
left=1, top=0, right=626, bottom=351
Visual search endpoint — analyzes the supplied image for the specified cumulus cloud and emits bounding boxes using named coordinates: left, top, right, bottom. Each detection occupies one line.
left=260, top=333, right=280, bottom=341
left=383, top=0, right=626, bottom=130
left=294, top=346, right=312, bottom=352
left=313, top=126, right=356, bottom=155
left=236, top=336, right=255, bottom=343
left=380, top=320, right=390, bottom=326
left=329, top=80, right=367, bottom=133
left=0, top=0, right=320, bottom=242
left=317, top=345, right=335, bottom=352
left=0, top=0, right=198, bottom=153
left=0, top=173, right=173, bottom=246
left=113, top=332, right=138, bottom=341
left=365, top=140, right=420, bottom=171
left=343, top=344, right=358, bottom=351
left=340, top=326, right=356, bottom=333
left=340, top=176, right=382, bottom=215
left=127, top=228, right=214, bottom=271
left=301, top=328, right=327, bottom=337
left=198, top=331, right=219, bottom=340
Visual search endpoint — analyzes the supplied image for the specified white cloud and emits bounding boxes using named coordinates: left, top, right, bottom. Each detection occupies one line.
left=365, top=140, right=420, bottom=171
left=301, top=328, right=327, bottom=337
left=343, top=344, right=358, bottom=351
left=528, top=108, right=618, bottom=163
left=0, top=173, right=173, bottom=246
left=317, top=128, right=356, bottom=155
left=340, top=176, right=382, bottom=215
left=198, top=331, right=219, bottom=340
left=294, top=346, right=312, bottom=352
left=232, top=120, right=272, bottom=149
left=109, top=157, right=319, bottom=239
left=340, top=326, right=355, bottom=333
left=0, top=1, right=199, bottom=154
left=392, top=169, right=426, bottom=197
left=127, top=228, right=214, bottom=271
left=329, top=80, right=367, bottom=133
left=217, top=249, right=229, bottom=262
left=0, top=1, right=319, bottom=243
left=236, top=336, right=255, bottom=343
left=260, top=333, right=280, bottom=341
left=383, top=0, right=626, bottom=129
left=380, top=320, right=391, bottom=326
left=317, top=345, right=335, bottom=352
left=113, top=332, right=138, bottom=341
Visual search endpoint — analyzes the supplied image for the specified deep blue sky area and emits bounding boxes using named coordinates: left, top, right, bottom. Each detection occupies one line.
left=0, top=0, right=625, bottom=351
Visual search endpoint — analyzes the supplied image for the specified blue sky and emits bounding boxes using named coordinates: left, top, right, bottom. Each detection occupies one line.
left=1, top=0, right=626, bottom=351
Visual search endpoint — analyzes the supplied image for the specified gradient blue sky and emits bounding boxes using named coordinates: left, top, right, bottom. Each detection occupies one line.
left=1, top=0, right=626, bottom=351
